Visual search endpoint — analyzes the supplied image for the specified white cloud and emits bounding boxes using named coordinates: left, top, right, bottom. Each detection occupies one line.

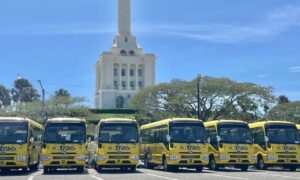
left=257, top=74, right=268, bottom=78
left=289, top=66, right=300, bottom=73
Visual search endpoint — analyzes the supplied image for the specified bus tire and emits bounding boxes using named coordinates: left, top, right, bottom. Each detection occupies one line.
left=21, top=166, right=28, bottom=173
left=289, top=165, right=297, bottom=171
left=77, top=166, right=84, bottom=173
left=43, top=167, right=49, bottom=174
left=240, top=165, right=248, bottom=171
left=196, top=166, right=203, bottom=172
left=209, top=156, right=219, bottom=171
left=130, top=166, right=136, bottom=172
left=257, top=156, right=267, bottom=170
left=145, top=156, right=154, bottom=169
left=96, top=165, right=102, bottom=172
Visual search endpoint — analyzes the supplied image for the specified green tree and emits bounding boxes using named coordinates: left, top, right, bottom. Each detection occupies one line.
left=11, top=78, right=39, bottom=103
left=266, top=101, right=300, bottom=123
left=130, top=76, right=275, bottom=123
left=54, top=88, right=71, bottom=98
left=0, top=85, right=12, bottom=107
left=278, top=95, right=290, bottom=104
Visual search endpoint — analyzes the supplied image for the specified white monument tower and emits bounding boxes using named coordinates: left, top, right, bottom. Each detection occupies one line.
left=95, top=0, right=156, bottom=108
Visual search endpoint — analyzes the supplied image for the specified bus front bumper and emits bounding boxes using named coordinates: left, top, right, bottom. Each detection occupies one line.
left=41, top=154, right=86, bottom=167
left=95, top=154, right=139, bottom=166
left=216, top=154, right=257, bottom=165
left=264, top=154, right=300, bottom=165
left=167, top=154, right=209, bottom=166
left=0, top=155, right=28, bottom=168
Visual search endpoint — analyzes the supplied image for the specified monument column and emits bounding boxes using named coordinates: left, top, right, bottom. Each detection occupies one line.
left=118, top=0, right=131, bottom=36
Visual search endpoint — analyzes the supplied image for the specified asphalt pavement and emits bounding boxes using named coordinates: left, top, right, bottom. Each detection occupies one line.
left=0, top=167, right=299, bottom=180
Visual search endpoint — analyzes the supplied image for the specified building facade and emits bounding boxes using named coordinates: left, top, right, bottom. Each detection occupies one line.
left=95, top=0, right=156, bottom=108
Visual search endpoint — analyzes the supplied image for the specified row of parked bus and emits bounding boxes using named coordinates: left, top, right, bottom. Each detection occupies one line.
left=0, top=117, right=299, bottom=174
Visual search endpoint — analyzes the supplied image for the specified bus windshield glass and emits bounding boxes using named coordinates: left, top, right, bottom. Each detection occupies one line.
left=170, top=122, right=206, bottom=143
left=266, top=124, right=299, bottom=144
left=218, top=124, right=252, bottom=144
left=44, top=123, right=86, bottom=143
left=99, top=123, right=138, bottom=143
left=0, top=121, right=28, bottom=144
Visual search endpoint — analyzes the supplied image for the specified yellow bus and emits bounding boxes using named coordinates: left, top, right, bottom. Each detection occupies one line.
left=94, top=118, right=139, bottom=172
left=204, top=120, right=256, bottom=171
left=249, top=121, right=300, bottom=171
left=0, top=117, right=43, bottom=173
left=297, top=124, right=300, bottom=138
left=41, top=118, right=87, bottom=173
left=140, top=118, right=209, bottom=172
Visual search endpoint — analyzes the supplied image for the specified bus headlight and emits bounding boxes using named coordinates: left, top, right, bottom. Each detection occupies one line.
left=41, top=155, right=50, bottom=161
left=132, top=155, right=139, bottom=161
left=203, top=154, right=209, bottom=161
left=219, top=154, right=228, bottom=160
left=249, top=155, right=257, bottom=160
left=77, top=155, right=86, bottom=161
left=267, top=154, right=276, bottom=160
left=96, top=155, right=106, bottom=161
left=16, top=156, right=27, bottom=162
left=169, top=154, right=179, bottom=160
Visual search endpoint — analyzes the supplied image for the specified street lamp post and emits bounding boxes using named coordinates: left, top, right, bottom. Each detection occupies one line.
left=37, top=80, right=45, bottom=123
left=197, top=74, right=201, bottom=120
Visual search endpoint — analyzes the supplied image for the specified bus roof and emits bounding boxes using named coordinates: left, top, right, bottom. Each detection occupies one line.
left=47, top=117, right=86, bottom=123
left=204, top=120, right=246, bottom=126
left=0, top=117, right=42, bottom=129
left=141, top=118, right=202, bottom=129
left=249, top=120, right=295, bottom=126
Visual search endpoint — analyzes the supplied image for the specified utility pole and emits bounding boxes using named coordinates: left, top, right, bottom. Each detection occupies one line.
left=37, top=80, right=45, bottom=123
left=197, top=74, right=201, bottom=120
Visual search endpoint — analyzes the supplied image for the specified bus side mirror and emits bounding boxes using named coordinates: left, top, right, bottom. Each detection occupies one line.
left=207, top=137, right=211, bottom=143
left=216, top=136, right=221, bottom=142
left=265, top=136, right=269, bottom=143
left=166, top=135, right=171, bottom=142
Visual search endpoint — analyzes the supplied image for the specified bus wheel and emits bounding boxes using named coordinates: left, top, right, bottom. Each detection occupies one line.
left=130, top=166, right=136, bottom=172
left=43, top=167, right=49, bottom=174
left=240, top=165, right=248, bottom=171
left=209, top=157, right=219, bottom=171
left=289, top=165, right=297, bottom=171
left=96, top=165, right=102, bottom=173
left=162, top=157, right=170, bottom=171
left=77, top=166, right=84, bottom=173
left=30, top=163, right=39, bottom=171
left=145, top=157, right=154, bottom=169
left=21, top=166, right=28, bottom=173
left=257, top=157, right=266, bottom=170
left=196, top=166, right=203, bottom=172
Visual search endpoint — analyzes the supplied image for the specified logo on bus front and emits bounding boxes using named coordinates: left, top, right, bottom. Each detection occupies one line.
left=187, top=145, right=201, bottom=151
left=0, top=146, right=16, bottom=152
left=116, top=145, right=130, bottom=151
left=283, top=146, right=296, bottom=151
left=60, top=146, right=75, bottom=151
left=236, top=146, right=248, bottom=151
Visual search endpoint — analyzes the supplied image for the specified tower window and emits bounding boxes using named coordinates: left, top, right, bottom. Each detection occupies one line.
left=125, top=37, right=128, bottom=42
left=121, top=69, right=126, bottom=76
left=138, top=69, right=143, bottom=77
left=113, top=68, right=118, bottom=76
left=122, top=81, right=126, bottom=89
left=130, top=81, right=135, bottom=90
left=138, top=81, right=143, bottom=89
left=130, top=69, right=134, bottom=76
left=120, top=50, right=127, bottom=55
left=114, top=81, right=118, bottom=89
left=129, top=50, right=135, bottom=56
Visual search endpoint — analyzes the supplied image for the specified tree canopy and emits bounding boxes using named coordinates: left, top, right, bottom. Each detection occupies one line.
left=266, top=101, right=300, bottom=123
left=130, top=76, right=275, bottom=123
left=11, top=78, right=39, bottom=103
left=0, top=85, right=12, bottom=107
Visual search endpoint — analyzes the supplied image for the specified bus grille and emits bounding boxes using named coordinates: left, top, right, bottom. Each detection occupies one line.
left=181, top=155, right=201, bottom=159
left=230, top=155, right=248, bottom=159
left=278, top=155, right=296, bottom=159
left=0, top=157, right=14, bottom=160
left=53, top=156, right=74, bottom=160
left=108, top=155, right=129, bottom=159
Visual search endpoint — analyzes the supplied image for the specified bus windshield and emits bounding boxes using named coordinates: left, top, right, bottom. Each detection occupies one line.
left=0, top=122, right=28, bottom=144
left=170, top=123, right=207, bottom=143
left=99, top=123, right=138, bottom=143
left=44, top=123, right=86, bottom=144
left=266, top=124, right=299, bottom=144
left=218, top=124, right=252, bottom=144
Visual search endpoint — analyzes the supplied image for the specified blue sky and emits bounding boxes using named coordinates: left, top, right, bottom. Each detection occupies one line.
left=0, top=0, right=299, bottom=106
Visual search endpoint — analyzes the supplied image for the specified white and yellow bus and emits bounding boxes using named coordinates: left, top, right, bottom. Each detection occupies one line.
left=249, top=121, right=300, bottom=171
left=41, top=118, right=87, bottom=173
left=140, top=118, right=209, bottom=172
left=0, top=117, right=43, bottom=173
left=94, top=118, right=139, bottom=172
left=204, top=120, right=256, bottom=171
